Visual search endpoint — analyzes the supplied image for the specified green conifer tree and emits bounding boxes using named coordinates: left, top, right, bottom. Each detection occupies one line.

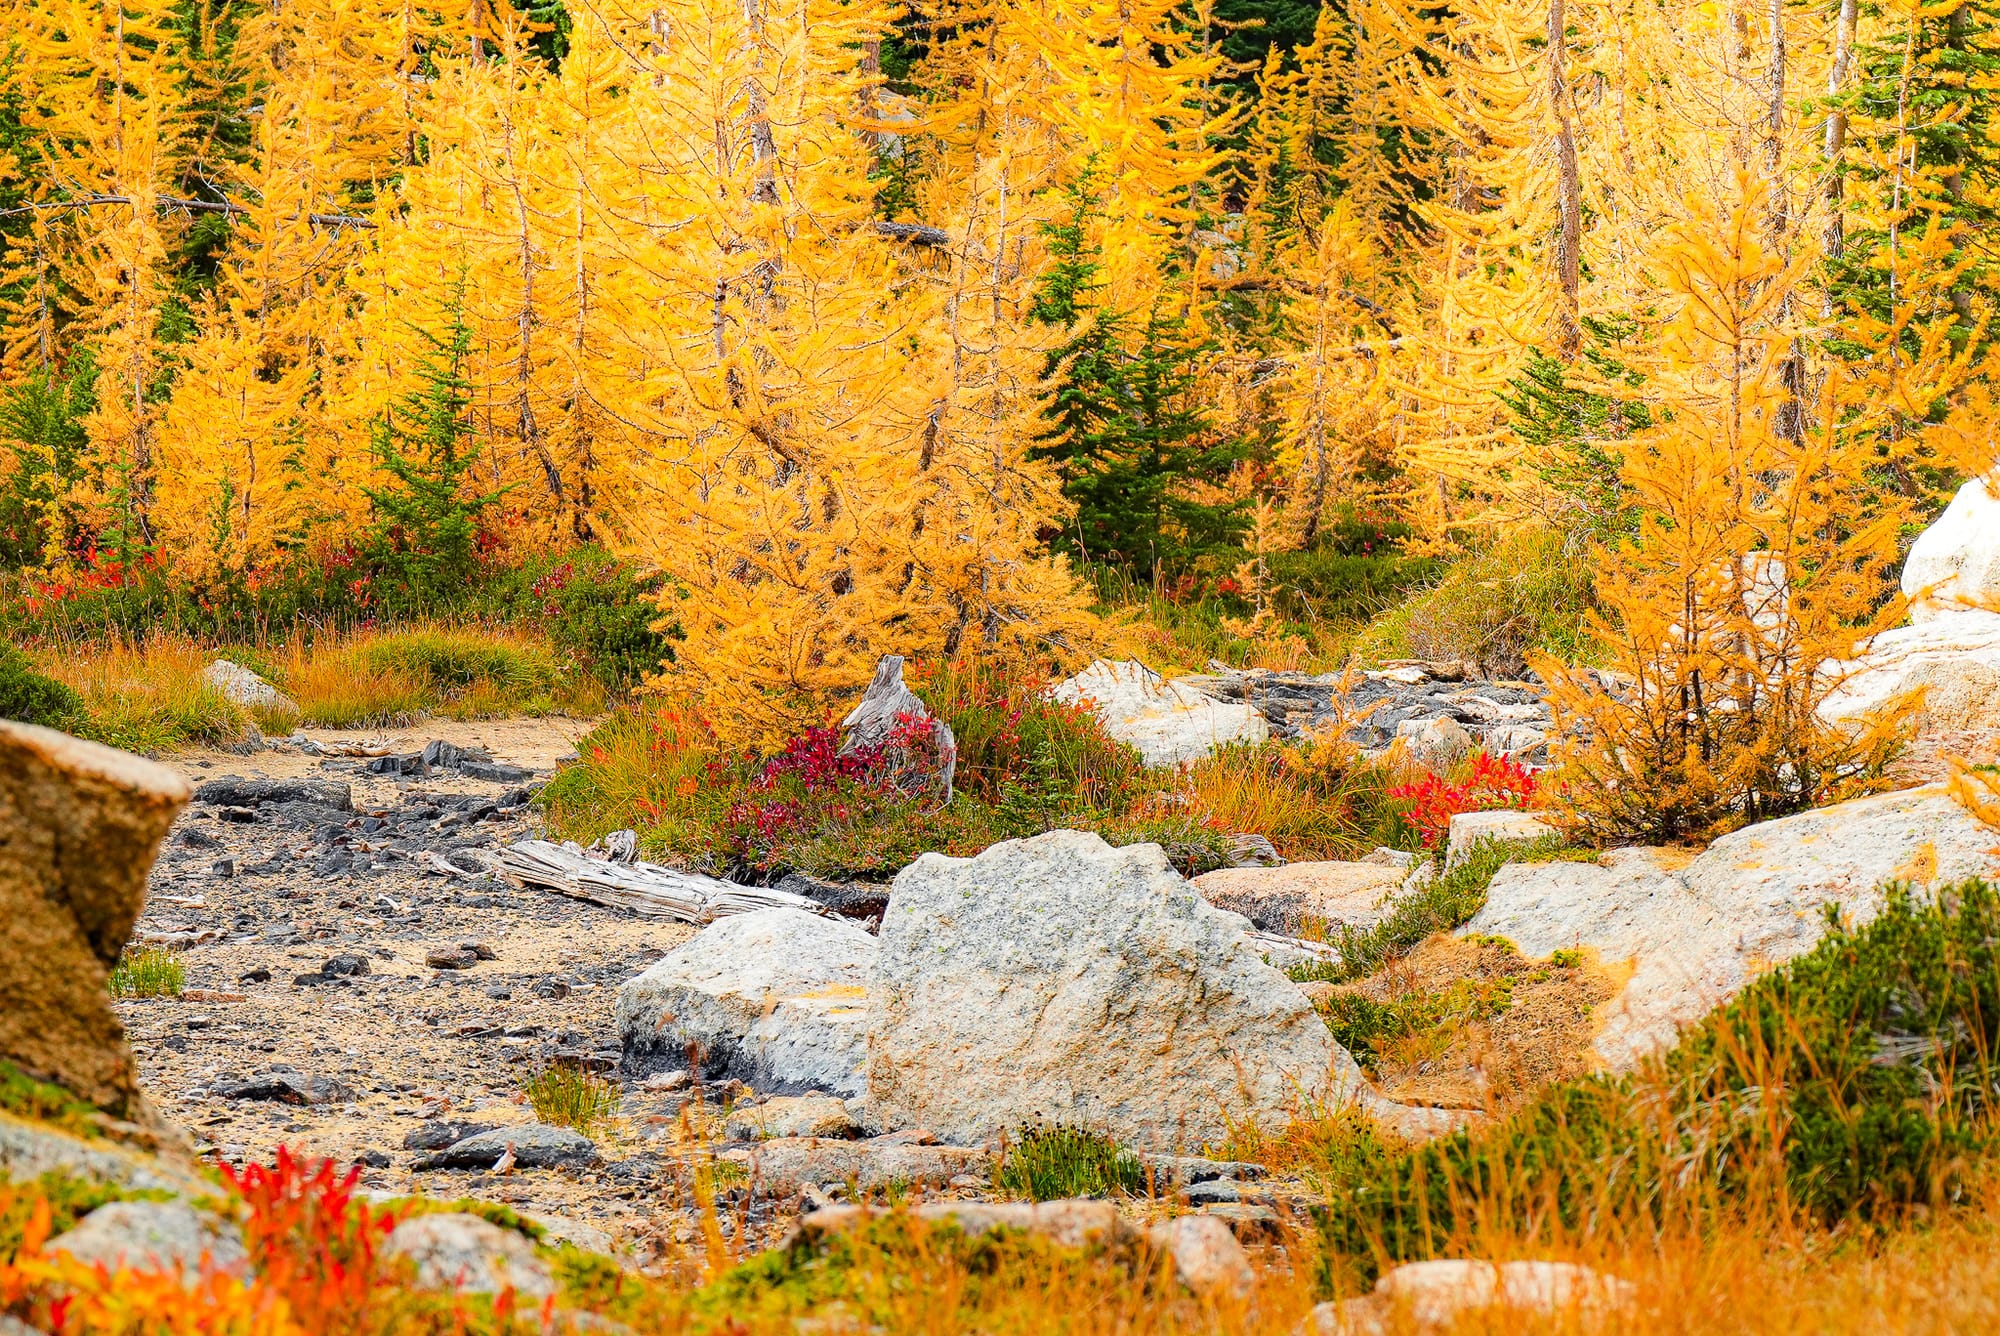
left=1030, top=172, right=1247, bottom=581
left=364, top=295, right=510, bottom=609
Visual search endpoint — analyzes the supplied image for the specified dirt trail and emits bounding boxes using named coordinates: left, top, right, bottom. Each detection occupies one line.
left=119, top=716, right=709, bottom=1259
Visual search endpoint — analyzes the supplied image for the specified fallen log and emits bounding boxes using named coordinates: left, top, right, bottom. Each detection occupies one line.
left=497, top=840, right=829, bottom=925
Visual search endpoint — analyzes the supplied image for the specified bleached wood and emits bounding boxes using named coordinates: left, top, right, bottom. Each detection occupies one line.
left=498, top=840, right=829, bottom=924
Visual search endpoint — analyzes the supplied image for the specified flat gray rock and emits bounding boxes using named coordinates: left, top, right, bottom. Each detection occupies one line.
left=48, top=1200, right=246, bottom=1276
left=412, top=1123, right=597, bottom=1171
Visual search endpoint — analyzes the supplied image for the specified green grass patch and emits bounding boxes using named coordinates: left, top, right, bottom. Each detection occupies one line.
left=0, top=642, right=83, bottom=728
left=108, top=946, right=186, bottom=999
left=0, top=1062, right=105, bottom=1139
left=1289, top=835, right=1584, bottom=985
left=994, top=1124, right=1147, bottom=1201
left=1319, top=976, right=1516, bottom=1077
left=523, top=1066, right=619, bottom=1135
left=1312, top=878, right=2000, bottom=1291
left=1348, top=527, right=1601, bottom=674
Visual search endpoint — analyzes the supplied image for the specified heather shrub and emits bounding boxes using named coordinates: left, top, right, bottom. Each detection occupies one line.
left=0, top=642, right=81, bottom=728
left=994, top=1124, right=1147, bottom=1201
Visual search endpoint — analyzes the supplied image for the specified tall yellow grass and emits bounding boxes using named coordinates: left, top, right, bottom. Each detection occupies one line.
left=33, top=633, right=267, bottom=753
left=26, top=622, right=603, bottom=750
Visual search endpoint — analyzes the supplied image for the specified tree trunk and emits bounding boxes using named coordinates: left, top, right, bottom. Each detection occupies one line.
left=1548, top=0, right=1582, bottom=360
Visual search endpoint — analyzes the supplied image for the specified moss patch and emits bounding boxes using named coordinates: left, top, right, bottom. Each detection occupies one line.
left=0, top=1062, right=105, bottom=1141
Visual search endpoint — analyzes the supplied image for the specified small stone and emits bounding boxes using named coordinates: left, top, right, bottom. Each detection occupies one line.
left=382, top=1213, right=554, bottom=1299
left=1141, top=1155, right=1267, bottom=1187
left=48, top=1201, right=247, bottom=1277
left=484, top=986, right=512, bottom=1000
left=403, top=1120, right=498, bottom=1152
left=1192, top=861, right=1403, bottom=937
left=463, top=941, right=498, bottom=960
left=211, top=857, right=238, bottom=877
left=214, top=1071, right=355, bottom=1105
left=1397, top=715, right=1474, bottom=769
left=412, top=1123, right=598, bottom=1171
left=1196, top=1202, right=1280, bottom=1240
left=427, top=947, right=480, bottom=971
left=239, top=967, right=272, bottom=984
left=724, top=1094, right=862, bottom=1142
left=200, top=660, right=297, bottom=715
left=355, top=1148, right=392, bottom=1168
left=1146, top=1215, right=1255, bottom=1297
left=638, top=1071, right=689, bottom=1092
left=322, top=953, right=370, bottom=977
left=1182, top=1178, right=1260, bottom=1206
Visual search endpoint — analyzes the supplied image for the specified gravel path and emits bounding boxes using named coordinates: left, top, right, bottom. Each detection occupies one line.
left=117, top=717, right=728, bottom=1262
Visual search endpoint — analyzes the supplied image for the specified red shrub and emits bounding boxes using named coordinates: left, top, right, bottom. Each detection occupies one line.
left=1390, top=751, right=1539, bottom=849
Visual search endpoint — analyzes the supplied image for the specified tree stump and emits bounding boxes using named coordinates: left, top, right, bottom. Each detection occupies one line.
left=0, top=721, right=190, bottom=1122
left=838, top=656, right=957, bottom=800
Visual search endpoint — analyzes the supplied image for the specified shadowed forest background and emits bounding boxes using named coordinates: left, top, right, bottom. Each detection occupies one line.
left=4, top=0, right=1993, bottom=743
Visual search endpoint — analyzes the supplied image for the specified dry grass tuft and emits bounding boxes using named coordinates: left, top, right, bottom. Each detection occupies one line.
left=33, top=633, right=262, bottom=753
left=1315, top=934, right=1619, bottom=1114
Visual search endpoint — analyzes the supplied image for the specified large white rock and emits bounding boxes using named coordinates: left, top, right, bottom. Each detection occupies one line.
left=616, top=907, right=875, bottom=1097
left=1820, top=475, right=2000, bottom=730
left=1904, top=473, right=2000, bottom=621
left=865, top=830, right=1360, bottom=1151
left=1050, top=660, right=1269, bottom=767
left=200, top=658, right=296, bottom=713
left=1819, top=609, right=2000, bottom=730
left=1463, top=786, right=2000, bottom=1069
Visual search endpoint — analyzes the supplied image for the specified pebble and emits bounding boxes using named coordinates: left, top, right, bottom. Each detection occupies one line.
left=426, top=947, right=480, bottom=970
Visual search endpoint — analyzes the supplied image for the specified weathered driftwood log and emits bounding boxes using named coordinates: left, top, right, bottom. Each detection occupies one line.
left=839, top=655, right=957, bottom=800
left=0, top=721, right=190, bottom=1122
left=497, top=840, right=828, bottom=924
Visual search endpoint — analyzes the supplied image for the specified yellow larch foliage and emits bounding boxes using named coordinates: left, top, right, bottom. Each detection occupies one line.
left=1541, top=175, right=1913, bottom=843
left=530, top=0, right=1094, bottom=740
left=4, top=0, right=196, bottom=551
